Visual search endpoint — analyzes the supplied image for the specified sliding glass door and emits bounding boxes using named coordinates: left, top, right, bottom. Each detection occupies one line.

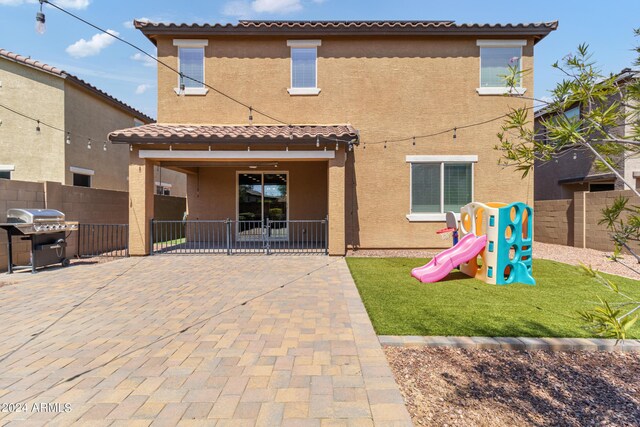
left=237, top=172, right=288, bottom=240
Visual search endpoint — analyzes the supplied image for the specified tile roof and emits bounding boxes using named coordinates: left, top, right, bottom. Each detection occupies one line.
left=135, top=20, right=557, bottom=43
left=109, top=124, right=358, bottom=143
left=0, top=49, right=154, bottom=123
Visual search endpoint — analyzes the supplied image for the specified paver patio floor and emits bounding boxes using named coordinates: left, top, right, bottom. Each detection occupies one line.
left=0, top=256, right=412, bottom=426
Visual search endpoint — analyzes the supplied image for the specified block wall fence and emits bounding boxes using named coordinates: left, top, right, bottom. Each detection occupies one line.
left=0, top=179, right=185, bottom=272
left=534, top=189, right=640, bottom=254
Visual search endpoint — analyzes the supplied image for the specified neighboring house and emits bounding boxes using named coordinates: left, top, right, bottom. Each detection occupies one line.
left=109, top=20, right=557, bottom=255
left=0, top=49, right=186, bottom=195
left=534, top=69, right=639, bottom=200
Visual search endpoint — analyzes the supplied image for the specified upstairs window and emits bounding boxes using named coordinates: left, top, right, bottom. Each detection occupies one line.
left=564, top=106, right=580, bottom=120
left=173, top=39, right=209, bottom=96
left=287, top=40, right=321, bottom=95
left=477, top=40, right=527, bottom=95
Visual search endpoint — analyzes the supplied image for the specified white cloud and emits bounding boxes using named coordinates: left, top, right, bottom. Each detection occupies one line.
left=131, top=52, right=156, bottom=68
left=44, top=60, right=153, bottom=84
left=222, top=1, right=251, bottom=18
left=252, top=0, right=302, bottom=13
left=0, top=0, right=90, bottom=9
left=123, top=17, right=150, bottom=30
left=65, top=29, right=119, bottom=58
left=223, top=0, right=305, bottom=17
left=135, top=84, right=151, bottom=95
left=52, top=0, right=90, bottom=8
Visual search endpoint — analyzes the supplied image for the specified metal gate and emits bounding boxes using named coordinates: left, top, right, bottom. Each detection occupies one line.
left=150, top=219, right=328, bottom=255
left=77, top=224, right=129, bottom=258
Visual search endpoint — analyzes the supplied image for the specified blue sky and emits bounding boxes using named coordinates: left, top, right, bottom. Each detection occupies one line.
left=1, top=0, right=638, bottom=119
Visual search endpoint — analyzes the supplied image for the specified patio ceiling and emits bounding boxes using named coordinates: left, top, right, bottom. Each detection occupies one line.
left=109, top=124, right=359, bottom=145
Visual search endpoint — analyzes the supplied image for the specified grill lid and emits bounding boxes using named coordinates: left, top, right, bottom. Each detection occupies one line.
left=7, top=209, right=65, bottom=224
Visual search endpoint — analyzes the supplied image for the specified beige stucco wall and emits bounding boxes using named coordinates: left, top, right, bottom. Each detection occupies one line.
left=155, top=35, right=535, bottom=249
left=154, top=166, right=187, bottom=197
left=186, top=161, right=328, bottom=221
left=0, top=59, right=66, bottom=183
left=63, top=84, right=137, bottom=192
left=0, top=57, right=184, bottom=194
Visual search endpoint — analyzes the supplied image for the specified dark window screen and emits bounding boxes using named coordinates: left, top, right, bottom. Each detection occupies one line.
left=73, top=173, right=91, bottom=187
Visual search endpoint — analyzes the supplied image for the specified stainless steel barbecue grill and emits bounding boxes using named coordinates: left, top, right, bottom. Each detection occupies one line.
left=1, top=209, right=78, bottom=273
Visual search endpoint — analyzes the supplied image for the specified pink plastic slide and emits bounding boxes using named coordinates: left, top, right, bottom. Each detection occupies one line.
left=411, top=233, right=487, bottom=283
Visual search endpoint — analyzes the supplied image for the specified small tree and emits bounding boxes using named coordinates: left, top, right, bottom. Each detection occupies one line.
left=495, top=29, right=640, bottom=341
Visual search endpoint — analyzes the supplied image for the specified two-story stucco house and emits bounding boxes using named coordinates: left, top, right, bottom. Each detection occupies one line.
left=109, top=20, right=557, bottom=256
left=0, top=49, right=186, bottom=195
left=534, top=69, right=639, bottom=201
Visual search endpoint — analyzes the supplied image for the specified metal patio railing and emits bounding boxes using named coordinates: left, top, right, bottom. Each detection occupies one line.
left=150, top=219, right=328, bottom=255
left=77, top=224, right=129, bottom=258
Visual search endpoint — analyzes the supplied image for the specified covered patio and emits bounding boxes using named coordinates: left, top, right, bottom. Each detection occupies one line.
left=109, top=124, right=359, bottom=256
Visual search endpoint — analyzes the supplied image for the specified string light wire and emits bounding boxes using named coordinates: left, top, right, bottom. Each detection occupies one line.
left=7, top=1, right=552, bottom=154
left=40, top=0, right=289, bottom=126
left=35, top=0, right=539, bottom=151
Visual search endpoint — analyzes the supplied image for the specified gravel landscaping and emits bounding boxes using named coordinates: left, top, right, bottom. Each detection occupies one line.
left=534, top=242, right=640, bottom=280
left=385, top=346, right=640, bottom=427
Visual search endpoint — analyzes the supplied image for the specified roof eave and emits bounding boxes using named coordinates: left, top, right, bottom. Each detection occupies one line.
left=109, top=135, right=358, bottom=144
left=135, top=22, right=558, bottom=44
left=0, top=51, right=155, bottom=123
left=65, top=76, right=154, bottom=123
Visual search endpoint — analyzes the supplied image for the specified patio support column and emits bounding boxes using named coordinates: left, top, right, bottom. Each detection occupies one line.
left=129, top=146, right=155, bottom=256
left=328, top=151, right=347, bottom=256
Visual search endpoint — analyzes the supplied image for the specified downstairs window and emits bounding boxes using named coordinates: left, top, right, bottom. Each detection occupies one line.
left=407, top=155, right=477, bottom=221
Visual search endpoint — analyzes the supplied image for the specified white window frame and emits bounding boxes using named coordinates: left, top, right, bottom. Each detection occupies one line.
left=70, top=166, right=94, bottom=187
left=69, top=166, right=95, bottom=176
left=173, top=39, right=209, bottom=96
left=0, top=164, right=14, bottom=179
left=287, top=40, right=321, bottom=96
left=155, top=181, right=172, bottom=196
left=406, top=155, right=478, bottom=222
left=476, top=40, right=527, bottom=96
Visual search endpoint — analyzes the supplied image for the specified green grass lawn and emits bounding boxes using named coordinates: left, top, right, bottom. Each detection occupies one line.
left=154, top=238, right=187, bottom=246
left=346, top=258, right=640, bottom=338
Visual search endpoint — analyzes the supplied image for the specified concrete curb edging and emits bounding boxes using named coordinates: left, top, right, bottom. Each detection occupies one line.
left=379, top=335, right=640, bottom=352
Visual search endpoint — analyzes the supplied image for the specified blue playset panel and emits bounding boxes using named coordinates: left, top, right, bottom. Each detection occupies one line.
left=495, top=202, right=535, bottom=285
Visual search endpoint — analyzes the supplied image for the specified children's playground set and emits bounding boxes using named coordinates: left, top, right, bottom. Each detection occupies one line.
left=411, top=202, right=535, bottom=285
